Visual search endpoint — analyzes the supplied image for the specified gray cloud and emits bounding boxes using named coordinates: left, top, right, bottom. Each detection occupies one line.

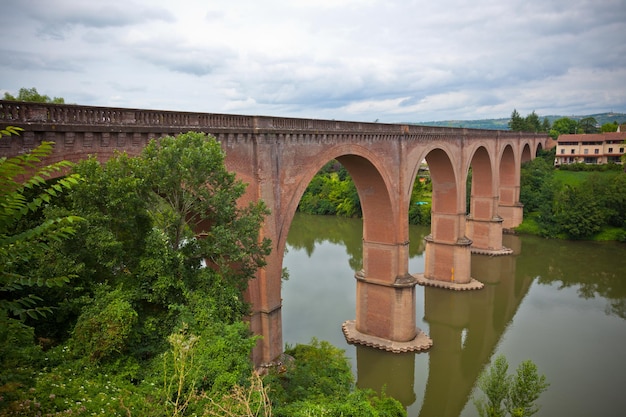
left=0, top=0, right=624, bottom=122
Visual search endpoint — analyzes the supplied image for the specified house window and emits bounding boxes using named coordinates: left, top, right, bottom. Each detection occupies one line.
left=621, top=148, right=625, bottom=153
left=609, top=148, right=613, bottom=153
left=571, top=149, right=575, bottom=154
left=594, top=149, right=599, bottom=154
left=584, top=149, right=588, bottom=154
left=560, top=149, right=565, bottom=154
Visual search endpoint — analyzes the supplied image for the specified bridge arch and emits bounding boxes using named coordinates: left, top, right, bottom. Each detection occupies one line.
left=278, top=144, right=398, bottom=254
left=521, top=142, right=533, bottom=163
left=498, top=144, right=521, bottom=229
left=464, top=145, right=510, bottom=254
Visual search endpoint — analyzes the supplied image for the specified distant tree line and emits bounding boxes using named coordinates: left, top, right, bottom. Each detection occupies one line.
left=508, top=109, right=620, bottom=139
left=3, top=87, right=65, bottom=104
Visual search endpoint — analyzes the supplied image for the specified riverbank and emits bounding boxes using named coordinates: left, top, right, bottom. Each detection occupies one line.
left=514, top=214, right=626, bottom=242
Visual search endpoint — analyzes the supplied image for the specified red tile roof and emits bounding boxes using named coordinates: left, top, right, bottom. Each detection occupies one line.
left=557, top=132, right=626, bottom=142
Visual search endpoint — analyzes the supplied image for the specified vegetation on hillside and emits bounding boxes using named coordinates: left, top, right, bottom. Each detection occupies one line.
left=420, top=111, right=625, bottom=132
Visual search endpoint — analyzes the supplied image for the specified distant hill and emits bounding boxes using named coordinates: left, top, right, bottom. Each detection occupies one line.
left=415, top=112, right=626, bottom=130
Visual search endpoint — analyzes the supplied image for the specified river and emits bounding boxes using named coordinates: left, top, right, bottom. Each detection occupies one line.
left=281, top=212, right=626, bottom=417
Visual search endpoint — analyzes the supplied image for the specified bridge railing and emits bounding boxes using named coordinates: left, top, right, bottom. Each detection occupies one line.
left=0, top=100, right=546, bottom=140
left=0, top=101, right=431, bottom=134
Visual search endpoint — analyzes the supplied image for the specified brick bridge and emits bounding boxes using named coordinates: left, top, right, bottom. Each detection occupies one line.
left=0, top=101, right=550, bottom=364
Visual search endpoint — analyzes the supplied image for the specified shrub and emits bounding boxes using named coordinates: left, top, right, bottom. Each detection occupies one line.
left=473, top=355, right=549, bottom=417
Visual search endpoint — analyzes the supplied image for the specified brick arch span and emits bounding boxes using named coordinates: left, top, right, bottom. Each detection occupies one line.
left=498, top=144, right=521, bottom=229
left=465, top=145, right=511, bottom=255
left=274, top=144, right=398, bottom=258
left=521, top=143, right=533, bottom=163
left=262, top=142, right=425, bottom=357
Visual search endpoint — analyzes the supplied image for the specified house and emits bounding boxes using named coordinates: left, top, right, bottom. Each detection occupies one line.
left=554, top=131, right=625, bottom=165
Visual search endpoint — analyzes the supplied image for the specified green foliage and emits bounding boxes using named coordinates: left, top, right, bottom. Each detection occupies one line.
left=71, top=287, right=138, bottom=363
left=204, top=372, right=273, bottom=417
left=474, top=355, right=549, bottom=417
left=506, top=361, right=549, bottom=417
left=408, top=176, right=431, bottom=225
left=549, top=117, right=579, bottom=139
left=519, top=153, right=626, bottom=240
left=300, top=160, right=431, bottom=225
left=474, top=355, right=510, bottom=417
left=0, top=127, right=85, bottom=411
left=266, top=339, right=405, bottom=417
left=268, top=339, right=353, bottom=405
left=508, top=110, right=547, bottom=133
left=299, top=163, right=362, bottom=218
left=579, top=117, right=598, bottom=133
left=552, top=184, right=604, bottom=239
left=601, top=121, right=618, bottom=132
left=4, top=87, right=65, bottom=103
left=0, top=131, right=274, bottom=415
left=519, top=154, right=554, bottom=217
left=1, top=135, right=83, bottom=319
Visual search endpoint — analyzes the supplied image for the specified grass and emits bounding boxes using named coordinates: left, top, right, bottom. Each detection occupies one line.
left=554, top=169, right=623, bottom=187
left=514, top=215, right=542, bottom=235
left=593, top=227, right=626, bottom=242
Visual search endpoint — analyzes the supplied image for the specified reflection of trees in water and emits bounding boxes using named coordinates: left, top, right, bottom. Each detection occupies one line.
left=516, top=236, right=626, bottom=319
left=286, top=213, right=364, bottom=271
left=286, top=213, right=431, bottom=272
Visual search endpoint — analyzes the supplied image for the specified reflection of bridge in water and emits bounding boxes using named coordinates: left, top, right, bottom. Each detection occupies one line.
left=356, top=234, right=536, bottom=416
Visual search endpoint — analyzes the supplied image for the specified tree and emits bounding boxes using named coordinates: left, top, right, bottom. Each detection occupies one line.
left=601, top=122, right=619, bottom=132
left=550, top=117, right=579, bottom=139
left=0, top=127, right=82, bottom=320
left=579, top=117, right=598, bottom=133
left=508, top=109, right=525, bottom=131
left=4, top=87, right=65, bottom=103
left=31, top=132, right=272, bottom=362
left=139, top=132, right=272, bottom=293
left=1, top=126, right=82, bottom=402
left=508, top=110, right=546, bottom=133
left=474, top=355, right=510, bottom=417
left=524, top=111, right=541, bottom=133
left=506, top=360, right=549, bottom=417
left=474, top=355, right=549, bottom=417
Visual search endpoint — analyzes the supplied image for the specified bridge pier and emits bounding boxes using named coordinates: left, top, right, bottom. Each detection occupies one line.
left=498, top=202, right=524, bottom=229
left=466, top=216, right=512, bottom=256
left=342, top=240, right=432, bottom=352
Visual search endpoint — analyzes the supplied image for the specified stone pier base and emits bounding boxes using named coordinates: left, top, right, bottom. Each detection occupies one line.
left=470, top=246, right=514, bottom=256
left=414, top=273, right=484, bottom=290
left=342, top=320, right=432, bottom=353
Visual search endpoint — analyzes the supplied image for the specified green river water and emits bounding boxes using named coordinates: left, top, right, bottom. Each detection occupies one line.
left=282, top=212, right=626, bottom=417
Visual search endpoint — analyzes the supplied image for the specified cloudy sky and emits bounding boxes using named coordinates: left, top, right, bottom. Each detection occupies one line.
left=1, top=0, right=625, bottom=123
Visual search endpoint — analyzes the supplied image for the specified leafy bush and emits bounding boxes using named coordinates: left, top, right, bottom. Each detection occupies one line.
left=266, top=339, right=406, bottom=417
left=71, top=287, right=138, bottom=363
left=473, top=355, right=549, bottom=417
